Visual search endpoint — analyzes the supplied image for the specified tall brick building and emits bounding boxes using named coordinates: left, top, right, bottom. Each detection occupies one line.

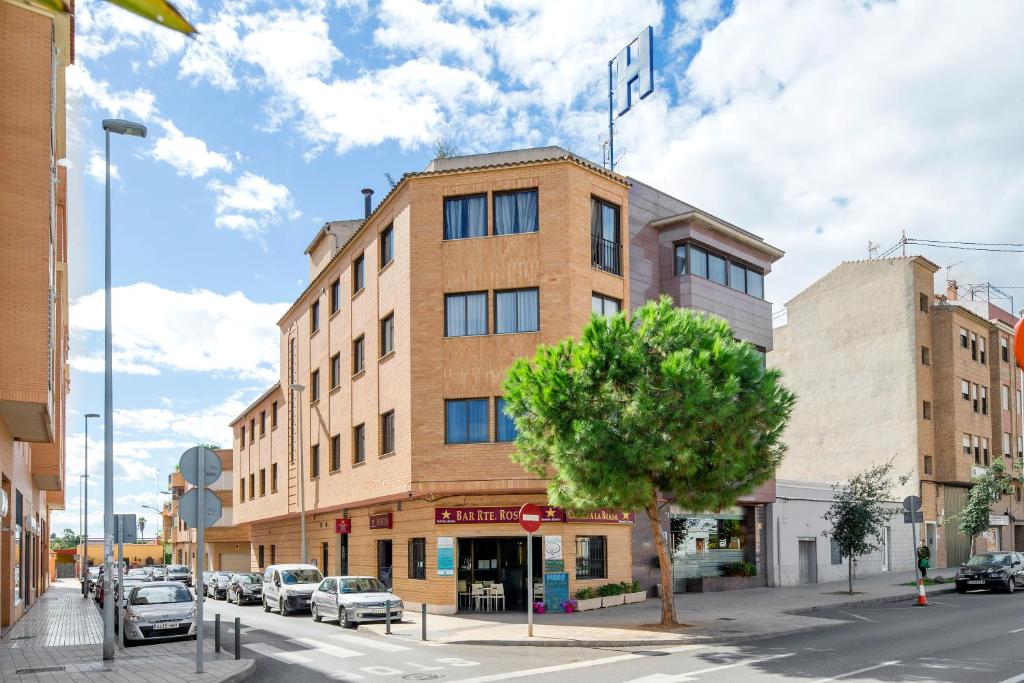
left=0, top=0, right=73, bottom=628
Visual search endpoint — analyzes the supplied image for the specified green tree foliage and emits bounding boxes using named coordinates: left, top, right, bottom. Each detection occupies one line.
left=138, top=517, right=147, bottom=541
left=50, top=528, right=81, bottom=550
left=948, top=459, right=1020, bottom=555
left=503, top=297, right=795, bottom=624
left=824, top=461, right=908, bottom=594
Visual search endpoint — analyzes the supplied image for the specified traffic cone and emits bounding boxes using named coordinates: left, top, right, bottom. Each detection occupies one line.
left=915, top=578, right=928, bottom=606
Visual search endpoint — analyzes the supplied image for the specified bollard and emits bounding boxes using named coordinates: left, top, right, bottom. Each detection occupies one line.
left=385, top=599, right=391, bottom=634
left=215, top=613, right=221, bottom=652
left=421, top=603, right=427, bottom=641
left=233, top=617, right=240, bottom=660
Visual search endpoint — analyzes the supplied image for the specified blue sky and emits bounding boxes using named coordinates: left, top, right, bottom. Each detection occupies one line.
left=57, top=0, right=1024, bottom=537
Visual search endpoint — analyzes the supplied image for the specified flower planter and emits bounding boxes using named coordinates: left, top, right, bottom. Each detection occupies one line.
left=532, top=602, right=545, bottom=613
left=601, top=594, right=624, bottom=607
left=576, top=597, right=602, bottom=611
left=623, top=591, right=647, bottom=604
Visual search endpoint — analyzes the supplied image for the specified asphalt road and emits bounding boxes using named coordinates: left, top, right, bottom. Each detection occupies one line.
left=190, top=589, right=1024, bottom=682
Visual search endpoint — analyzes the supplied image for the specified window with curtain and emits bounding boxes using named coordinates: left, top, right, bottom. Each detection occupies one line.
left=353, top=337, right=364, bottom=374
left=591, top=198, right=621, bottom=274
left=689, top=245, right=708, bottom=278
left=330, top=435, right=340, bottom=471
left=310, top=444, right=319, bottom=478
left=443, top=194, right=487, bottom=239
left=729, top=262, right=746, bottom=292
left=380, top=225, right=394, bottom=267
left=494, top=190, right=538, bottom=235
left=495, top=398, right=516, bottom=442
left=310, top=301, right=320, bottom=333
left=591, top=293, right=620, bottom=317
left=495, top=288, right=539, bottom=334
left=380, top=313, right=394, bottom=356
left=445, top=398, right=489, bottom=444
left=708, top=252, right=727, bottom=285
left=381, top=411, right=395, bottom=454
left=330, top=278, right=340, bottom=315
left=674, top=244, right=687, bottom=275
left=575, top=536, right=607, bottom=579
left=746, top=269, right=764, bottom=298
left=353, top=424, right=365, bottom=464
left=445, top=292, right=488, bottom=337
left=353, top=254, right=365, bottom=292
left=408, top=538, right=426, bottom=580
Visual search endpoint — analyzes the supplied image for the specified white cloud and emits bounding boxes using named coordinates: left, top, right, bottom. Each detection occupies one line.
left=670, top=0, right=725, bottom=49
left=208, top=172, right=300, bottom=235
left=69, top=282, right=288, bottom=382
left=86, top=151, right=120, bottom=183
left=66, top=64, right=158, bottom=121
left=150, top=118, right=234, bottom=178
left=113, top=390, right=257, bottom=447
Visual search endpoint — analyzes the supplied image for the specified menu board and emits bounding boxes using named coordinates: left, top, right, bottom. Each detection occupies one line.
left=543, top=572, right=568, bottom=613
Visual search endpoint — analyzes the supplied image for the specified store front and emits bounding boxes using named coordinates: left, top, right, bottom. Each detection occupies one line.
left=456, top=536, right=542, bottom=612
left=669, top=505, right=766, bottom=592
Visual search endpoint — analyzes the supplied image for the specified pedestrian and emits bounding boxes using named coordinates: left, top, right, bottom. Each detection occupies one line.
left=917, top=540, right=931, bottom=578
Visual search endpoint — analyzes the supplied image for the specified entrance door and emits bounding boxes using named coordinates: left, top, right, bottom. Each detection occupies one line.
left=926, top=523, right=938, bottom=562
left=880, top=527, right=891, bottom=572
left=798, top=539, right=817, bottom=584
left=456, top=536, right=541, bottom=611
left=321, top=542, right=329, bottom=575
left=336, top=534, right=349, bottom=575
left=377, top=540, right=393, bottom=588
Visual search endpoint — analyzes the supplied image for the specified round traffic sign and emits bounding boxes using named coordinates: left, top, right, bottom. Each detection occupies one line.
left=179, top=446, right=222, bottom=487
left=902, top=495, right=922, bottom=513
left=178, top=488, right=223, bottom=529
left=1014, top=319, right=1024, bottom=369
left=519, top=503, right=542, bottom=533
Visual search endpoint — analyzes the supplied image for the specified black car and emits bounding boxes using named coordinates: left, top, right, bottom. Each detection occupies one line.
left=955, top=551, right=1024, bottom=593
left=226, top=572, right=264, bottom=605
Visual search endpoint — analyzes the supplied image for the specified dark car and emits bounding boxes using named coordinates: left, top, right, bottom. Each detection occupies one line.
left=226, top=572, right=264, bottom=605
left=955, top=552, right=1024, bottom=593
left=204, top=572, right=233, bottom=600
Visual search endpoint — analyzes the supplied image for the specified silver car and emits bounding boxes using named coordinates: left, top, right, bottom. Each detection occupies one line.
left=310, top=576, right=403, bottom=628
left=121, top=582, right=197, bottom=645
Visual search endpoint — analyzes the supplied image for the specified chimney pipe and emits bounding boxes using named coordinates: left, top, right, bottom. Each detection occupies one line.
left=947, top=280, right=959, bottom=301
left=361, top=188, right=374, bottom=219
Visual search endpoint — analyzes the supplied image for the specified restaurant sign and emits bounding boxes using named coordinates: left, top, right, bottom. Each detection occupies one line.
left=369, top=512, right=393, bottom=530
left=335, top=518, right=352, bottom=534
left=435, top=506, right=564, bottom=525
left=565, top=509, right=634, bottom=524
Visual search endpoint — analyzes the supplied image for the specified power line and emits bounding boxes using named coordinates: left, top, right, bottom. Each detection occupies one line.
left=907, top=237, right=1024, bottom=247
left=904, top=240, right=1024, bottom=253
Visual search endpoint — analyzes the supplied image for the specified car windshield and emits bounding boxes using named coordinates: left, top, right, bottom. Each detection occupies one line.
left=167, top=565, right=188, bottom=573
left=236, top=574, right=261, bottom=584
left=967, top=553, right=1011, bottom=566
left=339, top=578, right=387, bottom=593
left=216, top=573, right=231, bottom=580
left=281, top=569, right=322, bottom=584
left=131, top=585, right=192, bottom=605
left=128, top=569, right=147, bottom=575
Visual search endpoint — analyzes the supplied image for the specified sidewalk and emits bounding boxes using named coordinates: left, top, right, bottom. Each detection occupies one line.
left=0, top=579, right=255, bottom=682
left=361, top=569, right=954, bottom=647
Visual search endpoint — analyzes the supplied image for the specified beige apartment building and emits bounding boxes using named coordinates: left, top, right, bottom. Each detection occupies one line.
left=232, top=148, right=636, bottom=612
left=0, top=1, right=72, bottom=630
left=771, top=257, right=1023, bottom=573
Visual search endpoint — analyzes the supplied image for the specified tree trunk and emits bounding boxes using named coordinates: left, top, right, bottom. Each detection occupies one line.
left=645, top=496, right=677, bottom=626
left=848, top=555, right=853, bottom=595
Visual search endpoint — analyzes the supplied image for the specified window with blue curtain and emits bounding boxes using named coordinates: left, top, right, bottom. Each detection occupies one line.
left=494, top=190, right=538, bottom=235
left=689, top=245, right=708, bottom=278
left=495, top=288, right=539, bottom=334
left=708, top=252, right=727, bottom=285
left=445, top=292, right=487, bottom=336
left=445, top=399, right=489, bottom=444
left=495, top=398, right=517, bottom=442
left=443, top=195, right=487, bottom=240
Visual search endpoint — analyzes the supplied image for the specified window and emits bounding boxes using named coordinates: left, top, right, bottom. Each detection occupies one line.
left=380, top=313, right=394, bottom=356
left=310, top=444, right=320, bottom=478
left=258, top=545, right=265, bottom=568
left=259, top=469, right=266, bottom=496
left=1004, top=433, right=1011, bottom=457
left=381, top=411, right=395, bottom=455
left=971, top=332, right=977, bottom=360
left=249, top=473, right=255, bottom=500
left=353, top=254, right=365, bottom=293
left=353, top=424, right=365, bottom=464
left=495, top=398, right=517, bottom=442
left=271, top=463, right=278, bottom=492
left=830, top=538, right=843, bottom=565
left=590, top=197, right=621, bottom=275
left=674, top=244, right=687, bottom=275
left=1001, top=337, right=1009, bottom=363
left=240, top=478, right=245, bottom=501
left=270, top=545, right=276, bottom=565
left=575, top=536, right=607, bottom=580
left=728, top=262, right=746, bottom=293
left=981, top=386, right=988, bottom=415
left=922, top=401, right=931, bottom=420
left=444, top=194, right=487, bottom=239
left=919, top=293, right=929, bottom=313
left=962, top=380, right=970, bottom=401
left=271, top=401, right=278, bottom=428
left=380, top=225, right=394, bottom=267
left=980, top=337, right=987, bottom=364
left=960, top=328, right=969, bottom=348
left=408, top=538, right=426, bottom=580
left=353, top=336, right=365, bottom=374
left=445, top=398, right=489, bottom=444
left=445, top=292, right=488, bottom=337
left=591, top=293, right=621, bottom=317
left=310, top=369, right=320, bottom=402
left=249, top=419, right=255, bottom=443
left=495, top=288, right=539, bottom=334
left=1003, top=385, right=1010, bottom=411
left=973, top=435, right=980, bottom=464
left=1018, top=486, right=1022, bottom=504
left=746, top=269, right=764, bottom=299
left=1019, top=435, right=1023, bottom=458
left=707, top=252, right=727, bottom=286
left=330, top=278, right=341, bottom=315
left=983, top=437, right=990, bottom=465
left=494, top=189, right=538, bottom=235
left=260, top=410, right=266, bottom=436
left=689, top=245, right=708, bottom=278
left=924, top=455, right=933, bottom=475
left=963, top=434, right=972, bottom=456
left=311, top=300, right=320, bottom=334
left=241, top=425, right=246, bottom=445
left=972, top=384, right=979, bottom=412
left=330, top=435, right=341, bottom=471
left=330, top=353, right=341, bottom=389
left=921, top=347, right=930, bottom=366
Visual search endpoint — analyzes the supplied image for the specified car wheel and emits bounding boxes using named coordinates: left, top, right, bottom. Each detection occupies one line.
left=262, top=597, right=270, bottom=612
left=338, top=608, right=348, bottom=628
left=1008, top=579, right=1016, bottom=594
left=312, top=603, right=322, bottom=622
left=955, top=584, right=967, bottom=594
left=279, top=598, right=288, bottom=616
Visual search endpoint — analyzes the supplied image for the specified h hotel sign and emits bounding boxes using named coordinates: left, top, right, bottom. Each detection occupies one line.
left=369, top=512, right=393, bottom=530
left=335, top=518, right=352, bottom=535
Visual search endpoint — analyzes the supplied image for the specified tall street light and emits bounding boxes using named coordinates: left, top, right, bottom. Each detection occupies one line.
left=82, top=413, right=99, bottom=597
left=101, top=118, right=146, bottom=661
left=288, top=383, right=307, bottom=564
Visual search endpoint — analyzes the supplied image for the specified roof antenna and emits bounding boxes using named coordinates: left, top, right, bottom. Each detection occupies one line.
left=868, top=241, right=879, bottom=259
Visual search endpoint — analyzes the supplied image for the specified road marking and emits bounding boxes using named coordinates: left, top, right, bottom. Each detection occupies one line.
left=1009, top=627, right=1024, bottom=634
left=329, top=632, right=411, bottom=652
left=242, top=641, right=315, bottom=664
left=838, top=611, right=872, bottom=621
left=623, top=653, right=797, bottom=682
left=289, top=637, right=364, bottom=659
left=451, top=645, right=705, bottom=683
left=811, top=660, right=901, bottom=682
left=997, top=674, right=1024, bottom=683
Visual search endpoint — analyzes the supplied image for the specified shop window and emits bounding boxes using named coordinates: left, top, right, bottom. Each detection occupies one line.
left=575, top=536, right=608, bottom=580
left=669, top=508, right=756, bottom=581
left=408, top=538, right=426, bottom=580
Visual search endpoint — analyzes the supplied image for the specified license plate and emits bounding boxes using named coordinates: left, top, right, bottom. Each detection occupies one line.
left=968, top=580, right=985, bottom=585
left=153, top=622, right=180, bottom=630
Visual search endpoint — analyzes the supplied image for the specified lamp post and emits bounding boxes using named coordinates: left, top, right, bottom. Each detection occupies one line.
left=288, top=383, right=307, bottom=564
left=83, top=413, right=99, bottom=597
left=101, top=119, right=146, bottom=661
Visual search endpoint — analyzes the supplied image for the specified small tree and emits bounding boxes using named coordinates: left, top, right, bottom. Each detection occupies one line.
left=50, top=528, right=81, bottom=550
left=138, top=517, right=147, bottom=541
left=432, top=137, right=459, bottom=159
left=824, top=461, right=907, bottom=594
left=948, top=459, right=1019, bottom=555
left=503, top=297, right=795, bottom=625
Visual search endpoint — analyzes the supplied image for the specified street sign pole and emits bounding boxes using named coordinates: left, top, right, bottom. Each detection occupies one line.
left=196, top=462, right=205, bottom=674
left=903, top=495, right=923, bottom=579
left=117, top=516, right=124, bottom=649
left=527, top=531, right=533, bottom=637
left=911, top=517, right=919, bottom=580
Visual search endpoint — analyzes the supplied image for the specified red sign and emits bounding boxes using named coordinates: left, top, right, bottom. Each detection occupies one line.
left=1015, top=319, right=1024, bottom=369
left=335, top=518, right=351, bottom=534
left=434, top=506, right=563, bottom=525
left=519, top=503, right=542, bottom=533
left=564, top=509, right=635, bottom=524
left=369, top=512, right=393, bottom=530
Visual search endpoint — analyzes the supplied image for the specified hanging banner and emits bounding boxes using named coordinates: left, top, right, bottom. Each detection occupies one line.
left=437, top=537, right=454, bottom=577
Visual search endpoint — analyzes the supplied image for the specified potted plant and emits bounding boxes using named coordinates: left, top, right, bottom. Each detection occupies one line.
left=574, top=586, right=602, bottom=611
left=623, top=579, right=646, bottom=604
left=598, top=582, right=624, bottom=607
left=532, top=601, right=545, bottom=614
left=562, top=599, right=577, bottom=613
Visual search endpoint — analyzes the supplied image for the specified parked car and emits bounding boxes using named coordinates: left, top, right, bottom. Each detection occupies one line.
left=226, top=572, right=263, bottom=605
left=262, top=564, right=323, bottom=615
left=310, top=576, right=403, bottom=628
left=204, top=572, right=233, bottom=600
left=164, top=564, right=192, bottom=586
left=126, top=568, right=152, bottom=581
left=121, top=582, right=197, bottom=645
left=84, top=566, right=100, bottom=593
left=144, top=565, right=166, bottom=581
left=955, top=552, right=1024, bottom=593
left=113, top=577, right=149, bottom=632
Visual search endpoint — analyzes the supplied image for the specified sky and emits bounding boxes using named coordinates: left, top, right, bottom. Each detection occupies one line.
left=57, top=0, right=1024, bottom=539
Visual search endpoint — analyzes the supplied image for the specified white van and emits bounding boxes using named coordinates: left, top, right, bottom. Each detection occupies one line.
left=262, top=564, right=323, bottom=615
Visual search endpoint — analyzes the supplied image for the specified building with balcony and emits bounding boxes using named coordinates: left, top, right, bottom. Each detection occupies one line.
left=0, top=0, right=73, bottom=630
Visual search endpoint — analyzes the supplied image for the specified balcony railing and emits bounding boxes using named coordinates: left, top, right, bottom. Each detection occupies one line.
left=591, top=235, right=622, bottom=276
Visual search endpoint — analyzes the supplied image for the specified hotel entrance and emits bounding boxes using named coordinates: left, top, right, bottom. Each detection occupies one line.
left=456, top=536, right=542, bottom=612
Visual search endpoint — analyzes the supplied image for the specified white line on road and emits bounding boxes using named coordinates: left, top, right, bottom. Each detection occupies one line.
left=242, top=641, right=315, bottom=664
left=1009, top=627, right=1024, bottom=634
left=811, top=660, right=901, bottom=682
left=623, top=653, right=797, bottom=682
left=838, top=612, right=872, bottom=621
left=997, top=674, right=1024, bottom=683
left=330, top=632, right=411, bottom=651
left=289, top=637, right=365, bottom=659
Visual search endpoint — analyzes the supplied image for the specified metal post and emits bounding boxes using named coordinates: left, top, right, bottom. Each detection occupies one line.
left=215, top=613, right=220, bottom=653
left=607, top=59, right=615, bottom=171
left=233, top=617, right=240, bottom=660
left=83, top=416, right=90, bottom=597
left=385, top=598, right=391, bottom=634
left=117, top=516, right=124, bottom=649
left=527, top=531, right=533, bottom=637
left=102, top=128, right=115, bottom=661
left=421, top=603, right=426, bottom=641
left=911, top=519, right=919, bottom=580
left=196, top=466, right=205, bottom=674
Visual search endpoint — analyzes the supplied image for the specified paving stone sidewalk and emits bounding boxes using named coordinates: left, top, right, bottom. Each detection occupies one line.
left=1, top=579, right=255, bottom=682
left=362, top=569, right=955, bottom=646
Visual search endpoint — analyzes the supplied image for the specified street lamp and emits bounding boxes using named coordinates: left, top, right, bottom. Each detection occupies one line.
left=288, top=383, right=307, bottom=564
left=101, top=118, right=146, bottom=662
left=82, top=413, right=99, bottom=597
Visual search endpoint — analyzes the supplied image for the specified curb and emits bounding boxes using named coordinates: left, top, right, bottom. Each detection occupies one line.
left=444, top=638, right=696, bottom=648
left=216, top=658, right=257, bottom=683
left=785, top=586, right=958, bottom=614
